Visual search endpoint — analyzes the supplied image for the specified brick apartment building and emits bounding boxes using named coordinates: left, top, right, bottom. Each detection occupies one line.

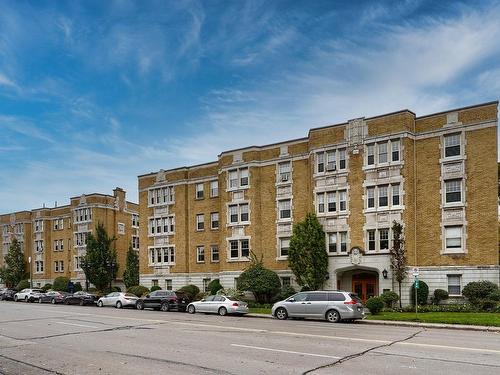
left=138, top=101, right=499, bottom=305
left=1, top=188, right=138, bottom=289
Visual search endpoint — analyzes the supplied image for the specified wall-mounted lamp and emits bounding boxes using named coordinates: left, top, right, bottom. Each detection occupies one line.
left=382, top=269, right=388, bottom=279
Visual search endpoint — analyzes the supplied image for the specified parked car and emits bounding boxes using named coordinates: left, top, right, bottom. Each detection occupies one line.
left=36, top=291, right=68, bottom=304
left=0, top=288, right=17, bottom=301
left=136, top=290, right=190, bottom=312
left=186, top=295, right=249, bottom=316
left=27, top=290, right=47, bottom=303
left=14, top=288, right=44, bottom=302
left=271, top=290, right=364, bottom=323
left=64, top=291, right=98, bottom=306
left=97, top=292, right=138, bottom=308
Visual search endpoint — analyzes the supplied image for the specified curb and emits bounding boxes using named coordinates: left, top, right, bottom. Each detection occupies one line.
left=246, top=313, right=500, bottom=332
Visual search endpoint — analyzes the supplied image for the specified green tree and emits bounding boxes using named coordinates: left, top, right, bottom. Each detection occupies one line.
left=238, top=253, right=281, bottom=303
left=389, top=221, right=406, bottom=308
left=81, top=223, right=118, bottom=292
left=0, top=238, right=26, bottom=287
left=123, top=244, right=139, bottom=289
left=288, top=213, right=328, bottom=290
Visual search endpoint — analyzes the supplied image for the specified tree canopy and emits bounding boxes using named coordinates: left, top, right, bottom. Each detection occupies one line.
left=237, top=253, right=281, bottom=303
left=0, top=238, right=26, bottom=287
left=123, top=243, right=139, bottom=289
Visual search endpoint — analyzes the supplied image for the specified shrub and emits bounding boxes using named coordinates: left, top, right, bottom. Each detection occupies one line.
left=208, top=279, right=223, bottom=295
left=127, top=285, right=149, bottom=297
left=238, top=259, right=282, bottom=304
left=366, top=296, right=384, bottom=315
left=195, top=292, right=209, bottom=301
left=41, top=283, right=52, bottom=292
left=410, top=280, right=429, bottom=305
left=16, top=279, right=30, bottom=291
left=479, top=300, right=498, bottom=312
left=462, top=281, right=498, bottom=303
left=487, top=289, right=500, bottom=301
left=380, top=291, right=399, bottom=308
left=53, top=276, right=70, bottom=292
left=177, top=284, right=200, bottom=300
left=217, top=288, right=245, bottom=300
left=74, top=282, right=83, bottom=292
left=111, top=286, right=122, bottom=292
left=274, top=286, right=297, bottom=302
left=88, top=287, right=98, bottom=293
left=432, top=289, right=449, bottom=304
left=150, top=285, right=162, bottom=292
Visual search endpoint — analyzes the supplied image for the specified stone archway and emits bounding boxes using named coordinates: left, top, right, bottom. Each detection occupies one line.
left=335, top=265, right=380, bottom=303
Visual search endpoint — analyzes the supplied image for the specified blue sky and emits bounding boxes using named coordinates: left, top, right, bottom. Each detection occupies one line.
left=0, top=0, right=499, bottom=212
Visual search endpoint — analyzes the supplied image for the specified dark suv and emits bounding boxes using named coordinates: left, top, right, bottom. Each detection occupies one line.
left=0, top=288, right=17, bottom=301
left=136, top=290, right=190, bottom=312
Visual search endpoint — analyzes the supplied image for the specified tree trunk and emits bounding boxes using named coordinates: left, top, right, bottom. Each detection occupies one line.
left=398, top=282, right=402, bottom=309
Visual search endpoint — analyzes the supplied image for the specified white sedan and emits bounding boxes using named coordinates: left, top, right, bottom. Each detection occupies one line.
left=97, top=292, right=138, bottom=308
left=187, top=295, right=249, bottom=316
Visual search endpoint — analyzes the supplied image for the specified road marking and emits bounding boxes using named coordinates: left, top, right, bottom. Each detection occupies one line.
left=231, top=344, right=341, bottom=359
left=55, top=322, right=100, bottom=329
left=273, top=331, right=390, bottom=344
left=399, top=342, right=500, bottom=354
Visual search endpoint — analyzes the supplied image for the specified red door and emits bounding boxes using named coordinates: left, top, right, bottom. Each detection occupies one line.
left=352, top=273, right=378, bottom=303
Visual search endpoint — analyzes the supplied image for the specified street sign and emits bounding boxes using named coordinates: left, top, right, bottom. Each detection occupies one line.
left=414, top=279, right=419, bottom=289
left=412, top=267, right=419, bottom=276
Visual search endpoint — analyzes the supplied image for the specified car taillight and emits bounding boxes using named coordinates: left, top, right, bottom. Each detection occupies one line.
left=232, top=302, right=239, bottom=307
left=344, top=300, right=357, bottom=305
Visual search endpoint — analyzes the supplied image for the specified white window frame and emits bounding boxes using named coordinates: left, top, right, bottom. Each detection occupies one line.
left=279, top=237, right=290, bottom=258
left=278, top=162, right=291, bottom=183
left=228, top=203, right=250, bottom=225
left=148, top=246, right=175, bottom=266
left=227, top=168, right=249, bottom=190
left=210, top=180, right=219, bottom=197
left=316, top=148, right=348, bottom=174
left=444, top=133, right=461, bottom=158
left=132, top=214, right=139, bottom=228
left=227, top=238, right=250, bottom=260
left=447, top=274, right=462, bottom=296
left=148, top=186, right=175, bottom=207
left=444, top=179, right=462, bottom=204
left=196, top=246, right=205, bottom=263
left=278, top=199, right=292, bottom=221
left=196, top=214, right=204, bottom=231
left=211, top=245, right=219, bottom=263
left=53, top=218, right=64, bottom=231
left=210, top=212, right=219, bottom=230
left=444, top=226, right=463, bottom=253
left=35, top=220, right=44, bottom=232
left=196, top=183, right=204, bottom=199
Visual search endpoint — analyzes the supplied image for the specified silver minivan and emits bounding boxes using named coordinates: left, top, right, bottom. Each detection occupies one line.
left=271, top=290, right=364, bottom=323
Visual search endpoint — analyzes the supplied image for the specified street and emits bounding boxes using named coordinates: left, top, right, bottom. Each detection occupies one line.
left=0, top=301, right=499, bottom=374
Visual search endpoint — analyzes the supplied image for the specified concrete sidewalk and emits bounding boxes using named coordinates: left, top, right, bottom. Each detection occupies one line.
left=246, top=313, right=500, bottom=332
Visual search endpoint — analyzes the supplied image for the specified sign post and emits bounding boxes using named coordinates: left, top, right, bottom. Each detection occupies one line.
left=412, top=268, right=419, bottom=316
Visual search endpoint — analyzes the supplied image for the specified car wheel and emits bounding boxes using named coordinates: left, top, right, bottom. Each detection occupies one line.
left=218, top=307, right=227, bottom=316
left=65, top=299, right=70, bottom=305
left=14, top=296, right=18, bottom=302
left=79, top=299, right=85, bottom=306
left=38, top=298, right=42, bottom=304
left=97, top=300, right=103, bottom=307
left=275, top=307, right=288, bottom=320
left=24, top=296, right=28, bottom=302
left=51, top=298, right=56, bottom=304
left=326, top=309, right=340, bottom=323
left=116, top=301, right=122, bottom=309
left=136, top=301, right=144, bottom=310
left=160, top=302, right=170, bottom=312
left=187, top=305, right=196, bottom=314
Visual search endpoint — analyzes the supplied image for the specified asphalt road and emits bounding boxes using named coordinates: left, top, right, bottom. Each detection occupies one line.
left=0, top=301, right=499, bottom=375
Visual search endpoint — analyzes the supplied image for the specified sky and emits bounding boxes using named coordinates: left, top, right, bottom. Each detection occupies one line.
left=0, top=0, right=499, bottom=212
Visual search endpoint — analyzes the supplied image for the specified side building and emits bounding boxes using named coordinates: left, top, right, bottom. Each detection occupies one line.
left=138, top=102, right=499, bottom=304
left=0, top=188, right=139, bottom=289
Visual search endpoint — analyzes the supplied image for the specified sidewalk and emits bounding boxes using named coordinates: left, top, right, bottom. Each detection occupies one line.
left=246, top=313, right=500, bottom=332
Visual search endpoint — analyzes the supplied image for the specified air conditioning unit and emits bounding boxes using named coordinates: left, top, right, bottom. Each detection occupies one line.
left=280, top=173, right=289, bottom=182
left=326, top=163, right=336, bottom=171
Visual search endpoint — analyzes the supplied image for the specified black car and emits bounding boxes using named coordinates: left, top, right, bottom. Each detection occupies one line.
left=0, top=288, right=17, bottom=301
left=136, top=290, right=190, bottom=312
left=64, top=291, right=98, bottom=306
left=35, top=291, right=68, bottom=304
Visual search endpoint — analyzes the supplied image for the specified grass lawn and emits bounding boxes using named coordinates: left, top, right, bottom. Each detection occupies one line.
left=249, top=307, right=272, bottom=314
left=366, top=312, right=500, bottom=327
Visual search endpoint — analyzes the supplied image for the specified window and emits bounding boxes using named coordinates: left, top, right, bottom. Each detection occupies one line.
left=35, top=261, right=44, bottom=273
left=278, top=199, right=291, bottom=220
left=339, top=149, right=346, bottom=170
left=368, top=230, right=376, bottom=251
left=229, top=205, right=238, bottom=223
left=392, top=140, right=400, bottom=161
left=148, top=246, right=175, bottom=265
left=229, top=170, right=238, bottom=188
left=367, top=187, right=375, bottom=208
left=132, top=236, right=139, bottom=250
left=445, top=179, right=462, bottom=203
left=196, top=246, right=205, bottom=263
left=54, top=261, right=59, bottom=272
left=340, top=232, right=347, bottom=252
left=281, top=277, right=291, bottom=287
left=210, top=180, right=219, bottom=197
left=317, top=149, right=347, bottom=172
left=240, top=168, right=249, bottom=186
left=53, top=239, right=64, bottom=252
left=447, top=275, right=461, bottom=295
left=35, top=220, right=43, bottom=232
left=196, top=183, right=204, bottom=199
left=328, top=233, right=337, bottom=253
left=165, top=279, right=173, bottom=290
left=229, top=203, right=249, bottom=224
left=59, top=261, right=64, bottom=272
left=240, top=204, right=249, bottom=222
left=392, top=184, right=400, bottom=206
left=327, top=192, right=336, bottom=212
left=367, top=144, right=375, bottom=165
left=317, top=194, right=325, bottom=213
left=203, top=278, right=211, bottom=292
left=228, top=239, right=250, bottom=259
left=211, top=245, right=219, bottom=262
left=279, top=238, right=290, bottom=257
left=74, top=256, right=83, bottom=271
left=227, top=167, right=249, bottom=189
left=35, top=240, right=44, bottom=252
left=378, top=185, right=388, bottom=207
left=326, top=151, right=336, bottom=171
left=210, top=212, right=219, bottom=229
left=149, top=216, right=175, bottom=235
left=148, top=186, right=175, bottom=206
left=74, top=208, right=92, bottom=223
left=445, top=226, right=462, bottom=251
left=379, top=229, right=389, bottom=250
left=132, top=214, right=139, bottom=228
left=317, top=153, right=325, bottom=173
left=378, top=142, right=388, bottom=163
left=196, top=214, right=204, bottom=231
left=53, top=218, right=64, bottom=230
left=339, top=191, right=347, bottom=211
left=278, top=162, right=291, bottom=182
left=152, top=280, right=159, bottom=287
left=444, top=134, right=461, bottom=157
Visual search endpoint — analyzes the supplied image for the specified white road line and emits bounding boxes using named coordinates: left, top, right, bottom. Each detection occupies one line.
left=55, top=322, right=100, bottom=329
left=231, top=344, right=341, bottom=359
left=399, top=342, right=500, bottom=354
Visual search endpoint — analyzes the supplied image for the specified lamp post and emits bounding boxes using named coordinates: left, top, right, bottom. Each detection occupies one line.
left=106, top=259, right=115, bottom=292
left=28, top=256, right=32, bottom=289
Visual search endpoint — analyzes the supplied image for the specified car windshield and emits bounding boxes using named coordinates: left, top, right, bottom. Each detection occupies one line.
left=349, top=293, right=363, bottom=303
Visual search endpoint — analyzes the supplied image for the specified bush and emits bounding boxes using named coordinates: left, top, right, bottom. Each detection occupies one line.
left=274, top=286, right=296, bottom=302
left=487, top=289, right=500, bottom=301
left=41, top=283, right=52, bottom=292
left=53, top=276, right=70, bottom=292
left=433, top=289, right=449, bottom=304
left=16, top=279, right=30, bottom=291
left=150, top=285, right=162, bottom=292
left=127, top=285, right=150, bottom=297
left=177, top=284, right=200, bottom=300
left=479, top=300, right=498, bottom=312
left=217, top=288, right=245, bottom=300
left=208, top=279, right=223, bottom=295
left=462, top=281, right=498, bottom=303
left=111, top=286, right=122, bottom=292
left=238, top=261, right=282, bottom=304
left=380, top=291, right=399, bottom=308
left=246, top=301, right=272, bottom=309
left=410, top=280, right=429, bottom=305
left=366, top=296, right=384, bottom=315
left=74, top=282, right=83, bottom=292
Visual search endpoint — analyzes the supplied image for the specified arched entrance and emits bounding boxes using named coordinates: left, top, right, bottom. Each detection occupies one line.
left=352, top=272, right=378, bottom=303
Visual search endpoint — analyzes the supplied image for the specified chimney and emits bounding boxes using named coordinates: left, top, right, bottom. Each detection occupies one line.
left=113, top=187, right=126, bottom=206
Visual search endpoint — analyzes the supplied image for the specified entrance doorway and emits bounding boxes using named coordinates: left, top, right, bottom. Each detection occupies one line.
left=352, top=272, right=378, bottom=303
